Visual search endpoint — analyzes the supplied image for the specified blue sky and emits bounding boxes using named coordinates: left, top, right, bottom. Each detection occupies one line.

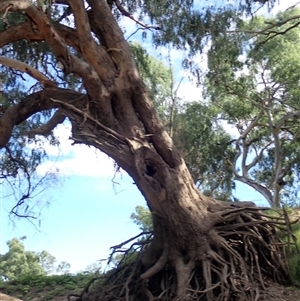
left=0, top=0, right=295, bottom=274
left=0, top=124, right=268, bottom=273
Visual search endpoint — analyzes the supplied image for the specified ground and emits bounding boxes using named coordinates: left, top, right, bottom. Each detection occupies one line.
left=1, top=277, right=300, bottom=301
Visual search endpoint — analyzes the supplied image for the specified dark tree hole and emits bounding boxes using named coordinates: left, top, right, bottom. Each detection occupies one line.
left=110, top=95, right=119, bottom=118
left=146, top=164, right=156, bottom=176
left=181, top=248, right=190, bottom=264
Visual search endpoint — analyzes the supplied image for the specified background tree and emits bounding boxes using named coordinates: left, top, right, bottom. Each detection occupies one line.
left=0, top=238, right=45, bottom=280
left=173, top=101, right=236, bottom=201
left=205, top=7, right=300, bottom=207
left=0, top=238, right=72, bottom=280
left=130, top=205, right=153, bottom=232
left=56, top=261, right=71, bottom=275
left=37, top=250, right=57, bottom=275
left=38, top=250, right=71, bottom=275
left=0, top=0, right=297, bottom=300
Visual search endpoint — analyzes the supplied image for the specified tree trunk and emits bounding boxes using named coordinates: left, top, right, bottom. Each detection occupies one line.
left=0, top=0, right=292, bottom=300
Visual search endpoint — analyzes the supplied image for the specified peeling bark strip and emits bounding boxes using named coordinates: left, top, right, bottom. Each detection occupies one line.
left=0, top=0, right=293, bottom=300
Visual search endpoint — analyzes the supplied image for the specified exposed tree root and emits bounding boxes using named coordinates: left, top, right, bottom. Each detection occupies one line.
left=79, top=204, right=297, bottom=301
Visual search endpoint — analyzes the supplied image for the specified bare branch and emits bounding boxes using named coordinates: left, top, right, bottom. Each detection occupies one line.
left=234, top=175, right=273, bottom=205
left=246, top=140, right=273, bottom=171
left=114, top=0, right=161, bottom=31
left=0, top=56, right=57, bottom=87
left=287, top=1, right=300, bottom=10
left=50, top=97, right=129, bottom=143
left=227, top=14, right=300, bottom=36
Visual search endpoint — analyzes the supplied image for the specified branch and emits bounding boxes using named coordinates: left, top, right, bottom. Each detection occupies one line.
left=0, top=21, right=43, bottom=48
left=265, top=107, right=283, bottom=206
left=232, top=112, right=264, bottom=177
left=0, top=0, right=105, bottom=96
left=68, top=0, right=115, bottom=81
left=246, top=140, right=273, bottom=171
left=85, top=0, right=181, bottom=168
left=227, top=14, right=300, bottom=36
left=114, top=0, right=161, bottom=31
left=50, top=97, right=128, bottom=143
left=276, top=111, right=300, bottom=129
left=86, top=0, right=137, bottom=71
left=0, top=56, right=57, bottom=87
left=26, top=109, right=66, bottom=137
left=234, top=175, right=273, bottom=206
left=0, top=88, right=85, bottom=148
left=258, top=20, right=300, bottom=46
left=0, top=21, right=82, bottom=53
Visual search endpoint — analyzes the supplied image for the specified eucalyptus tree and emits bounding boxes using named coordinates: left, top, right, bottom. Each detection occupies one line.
left=173, top=101, right=236, bottom=200
left=0, top=238, right=72, bottom=279
left=0, top=0, right=296, bottom=300
left=0, top=238, right=45, bottom=280
left=205, top=7, right=300, bottom=207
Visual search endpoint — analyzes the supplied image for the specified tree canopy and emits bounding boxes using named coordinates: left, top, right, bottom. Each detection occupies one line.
left=0, top=238, right=71, bottom=280
left=0, top=238, right=45, bottom=281
left=205, top=7, right=300, bottom=207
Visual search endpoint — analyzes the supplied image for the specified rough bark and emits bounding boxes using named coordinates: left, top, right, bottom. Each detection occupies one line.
left=0, top=0, right=293, bottom=300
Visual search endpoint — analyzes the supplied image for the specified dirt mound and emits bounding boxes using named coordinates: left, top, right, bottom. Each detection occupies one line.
left=0, top=293, right=22, bottom=301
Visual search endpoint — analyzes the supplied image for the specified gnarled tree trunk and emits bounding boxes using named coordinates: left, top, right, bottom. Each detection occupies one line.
left=0, top=0, right=292, bottom=300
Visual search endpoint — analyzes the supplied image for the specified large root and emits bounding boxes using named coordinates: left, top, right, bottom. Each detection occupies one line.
left=81, top=204, right=296, bottom=301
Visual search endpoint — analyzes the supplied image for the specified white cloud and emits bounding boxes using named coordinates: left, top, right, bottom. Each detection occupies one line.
left=176, top=80, right=202, bottom=102
left=269, top=1, right=299, bottom=15
left=220, top=120, right=240, bottom=138
left=36, top=123, right=116, bottom=178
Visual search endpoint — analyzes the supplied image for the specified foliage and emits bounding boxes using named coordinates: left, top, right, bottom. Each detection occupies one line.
left=287, top=224, right=300, bottom=285
left=37, top=250, right=57, bottom=275
left=173, top=102, right=236, bottom=200
left=264, top=208, right=300, bottom=284
left=84, top=261, right=103, bottom=275
left=0, top=238, right=71, bottom=280
left=204, top=7, right=300, bottom=207
left=55, top=261, right=71, bottom=275
left=0, top=273, right=98, bottom=300
left=0, top=69, right=60, bottom=218
left=0, top=238, right=46, bottom=281
left=130, top=205, right=153, bottom=231
left=129, top=42, right=173, bottom=118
